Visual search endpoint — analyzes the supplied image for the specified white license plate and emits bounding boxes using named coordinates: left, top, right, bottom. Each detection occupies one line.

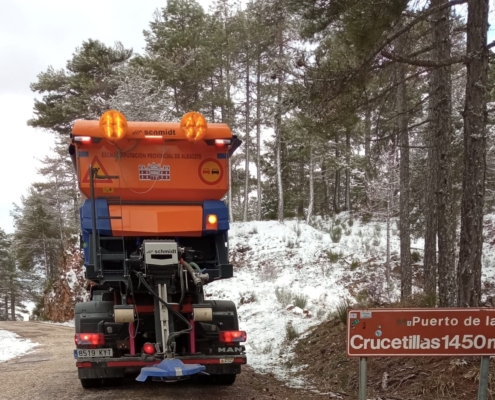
left=75, top=348, right=113, bottom=358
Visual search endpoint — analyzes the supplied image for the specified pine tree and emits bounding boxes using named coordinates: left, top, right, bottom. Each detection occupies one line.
left=28, top=39, right=132, bottom=135
left=458, top=0, right=490, bottom=307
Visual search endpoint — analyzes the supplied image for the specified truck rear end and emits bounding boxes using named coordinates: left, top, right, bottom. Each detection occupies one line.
left=68, top=110, right=245, bottom=388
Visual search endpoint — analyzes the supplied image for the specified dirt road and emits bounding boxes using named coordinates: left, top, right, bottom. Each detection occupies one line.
left=0, top=322, right=326, bottom=400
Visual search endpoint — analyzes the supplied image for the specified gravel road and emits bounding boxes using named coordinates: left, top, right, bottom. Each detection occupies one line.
left=0, top=322, right=328, bottom=400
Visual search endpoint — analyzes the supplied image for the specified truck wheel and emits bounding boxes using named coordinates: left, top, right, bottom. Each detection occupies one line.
left=80, top=378, right=102, bottom=389
left=215, top=374, right=236, bottom=385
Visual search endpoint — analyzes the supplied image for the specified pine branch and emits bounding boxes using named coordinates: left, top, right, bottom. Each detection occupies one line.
left=381, top=50, right=469, bottom=67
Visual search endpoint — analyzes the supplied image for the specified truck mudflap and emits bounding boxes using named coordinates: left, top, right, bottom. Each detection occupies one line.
left=76, top=355, right=247, bottom=370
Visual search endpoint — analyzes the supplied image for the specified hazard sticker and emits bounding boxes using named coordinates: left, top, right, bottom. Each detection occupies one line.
left=82, top=156, right=112, bottom=183
left=198, top=159, right=223, bottom=185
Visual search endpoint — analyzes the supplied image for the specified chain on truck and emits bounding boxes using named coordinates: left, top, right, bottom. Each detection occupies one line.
left=68, top=110, right=246, bottom=389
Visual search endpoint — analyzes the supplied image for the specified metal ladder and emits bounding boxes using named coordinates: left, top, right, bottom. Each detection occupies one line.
left=88, top=163, right=125, bottom=278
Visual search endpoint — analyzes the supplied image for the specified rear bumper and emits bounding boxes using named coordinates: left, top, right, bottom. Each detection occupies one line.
left=76, top=355, right=247, bottom=369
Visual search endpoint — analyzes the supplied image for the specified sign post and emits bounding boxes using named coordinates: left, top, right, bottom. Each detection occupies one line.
left=347, top=308, right=495, bottom=398
left=478, top=356, right=490, bottom=400
left=359, top=357, right=367, bottom=400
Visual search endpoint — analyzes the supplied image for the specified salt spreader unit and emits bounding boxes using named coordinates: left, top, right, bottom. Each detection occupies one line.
left=68, top=110, right=246, bottom=388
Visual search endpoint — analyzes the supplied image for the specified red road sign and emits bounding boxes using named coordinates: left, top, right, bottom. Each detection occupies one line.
left=347, top=308, right=495, bottom=357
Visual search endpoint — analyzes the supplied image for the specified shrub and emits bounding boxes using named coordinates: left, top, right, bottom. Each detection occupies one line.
left=330, top=226, right=342, bottom=243
left=293, top=293, right=308, bottom=309
left=411, top=251, right=421, bottom=263
left=239, top=291, right=257, bottom=305
left=275, top=287, right=293, bottom=307
left=285, top=322, right=299, bottom=341
left=260, top=264, right=279, bottom=282
left=248, top=225, right=258, bottom=234
left=327, top=250, right=339, bottom=263
left=291, top=222, right=302, bottom=237
left=336, top=298, right=350, bottom=325
left=348, top=218, right=354, bottom=227
left=361, top=213, right=372, bottom=223
left=350, top=259, right=360, bottom=270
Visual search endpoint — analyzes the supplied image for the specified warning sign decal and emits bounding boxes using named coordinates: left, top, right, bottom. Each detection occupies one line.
left=198, top=159, right=224, bottom=185
left=82, top=156, right=113, bottom=183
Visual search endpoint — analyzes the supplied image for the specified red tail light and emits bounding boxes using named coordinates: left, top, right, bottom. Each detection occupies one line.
left=74, top=333, right=105, bottom=346
left=215, top=139, right=231, bottom=148
left=219, top=331, right=247, bottom=343
left=74, top=136, right=91, bottom=143
left=143, top=342, right=156, bottom=355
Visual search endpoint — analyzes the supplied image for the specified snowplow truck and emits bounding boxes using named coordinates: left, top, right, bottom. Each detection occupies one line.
left=68, top=110, right=245, bottom=389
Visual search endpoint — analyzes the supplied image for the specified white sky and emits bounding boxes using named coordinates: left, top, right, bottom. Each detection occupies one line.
left=0, top=0, right=493, bottom=234
left=0, top=0, right=218, bottom=234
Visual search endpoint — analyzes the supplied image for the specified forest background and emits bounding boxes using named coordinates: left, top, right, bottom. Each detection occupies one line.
left=0, top=0, right=494, bottom=320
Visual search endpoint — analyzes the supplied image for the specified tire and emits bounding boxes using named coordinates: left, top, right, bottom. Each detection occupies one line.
left=215, top=374, right=236, bottom=385
left=80, top=378, right=102, bottom=389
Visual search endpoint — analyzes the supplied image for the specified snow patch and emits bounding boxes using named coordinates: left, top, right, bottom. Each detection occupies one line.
left=0, top=328, right=39, bottom=362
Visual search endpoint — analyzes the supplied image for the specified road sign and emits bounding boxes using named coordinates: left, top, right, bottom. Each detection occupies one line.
left=347, top=308, right=495, bottom=357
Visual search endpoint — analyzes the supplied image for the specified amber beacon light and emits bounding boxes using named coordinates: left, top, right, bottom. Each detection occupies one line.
left=180, top=111, right=207, bottom=142
left=99, top=110, right=128, bottom=141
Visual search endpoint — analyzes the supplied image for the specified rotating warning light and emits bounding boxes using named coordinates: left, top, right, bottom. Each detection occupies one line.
left=180, top=111, right=207, bottom=142
left=99, top=110, right=128, bottom=141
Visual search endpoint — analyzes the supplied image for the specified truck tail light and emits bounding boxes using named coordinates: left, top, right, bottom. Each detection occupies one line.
left=215, top=139, right=231, bottom=148
left=74, top=333, right=105, bottom=346
left=74, top=136, right=91, bottom=143
left=219, top=331, right=247, bottom=343
left=143, top=342, right=156, bottom=355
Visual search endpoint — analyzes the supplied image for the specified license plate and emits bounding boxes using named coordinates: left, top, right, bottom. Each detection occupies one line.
left=74, top=348, right=113, bottom=358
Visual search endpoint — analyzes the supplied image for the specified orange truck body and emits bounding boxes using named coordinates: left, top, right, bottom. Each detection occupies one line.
left=71, top=120, right=234, bottom=237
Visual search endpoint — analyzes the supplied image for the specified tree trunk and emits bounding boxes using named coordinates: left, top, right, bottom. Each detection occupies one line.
left=306, top=145, right=314, bottom=224
left=364, top=108, right=372, bottom=209
left=431, top=0, right=457, bottom=307
left=458, top=0, right=489, bottom=307
left=276, top=33, right=284, bottom=222
left=345, top=129, right=351, bottom=211
left=10, top=289, right=15, bottom=321
left=397, top=50, right=411, bottom=301
left=243, top=52, right=250, bottom=222
left=228, top=157, right=233, bottom=222
left=322, top=161, right=329, bottom=214
left=386, top=146, right=394, bottom=290
left=256, top=54, right=262, bottom=221
left=334, top=134, right=341, bottom=213
left=4, top=295, right=7, bottom=320
left=424, top=86, right=438, bottom=301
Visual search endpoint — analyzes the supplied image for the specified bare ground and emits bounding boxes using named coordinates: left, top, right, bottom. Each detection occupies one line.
left=0, top=321, right=327, bottom=400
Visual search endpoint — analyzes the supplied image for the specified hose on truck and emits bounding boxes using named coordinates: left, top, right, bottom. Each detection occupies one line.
left=189, top=261, right=201, bottom=273
left=133, top=271, right=192, bottom=352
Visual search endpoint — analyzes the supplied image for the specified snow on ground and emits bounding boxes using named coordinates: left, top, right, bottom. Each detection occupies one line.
left=38, top=320, right=75, bottom=327
left=0, top=328, right=39, bottom=362
left=206, top=213, right=427, bottom=387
